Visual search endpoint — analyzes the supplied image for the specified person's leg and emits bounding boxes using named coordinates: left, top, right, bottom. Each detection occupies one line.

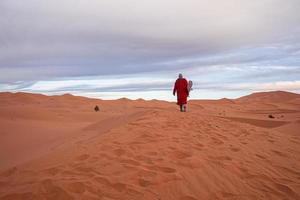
left=180, top=104, right=183, bottom=112
left=183, top=104, right=187, bottom=112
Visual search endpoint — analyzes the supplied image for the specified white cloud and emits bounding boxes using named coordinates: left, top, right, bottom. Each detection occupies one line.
left=250, top=81, right=300, bottom=91
left=214, top=81, right=300, bottom=92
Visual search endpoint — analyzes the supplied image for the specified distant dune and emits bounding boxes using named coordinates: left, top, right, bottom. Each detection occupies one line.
left=236, top=90, right=300, bottom=103
left=0, top=91, right=300, bottom=200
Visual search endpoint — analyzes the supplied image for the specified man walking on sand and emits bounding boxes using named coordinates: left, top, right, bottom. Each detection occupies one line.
left=173, top=73, right=189, bottom=112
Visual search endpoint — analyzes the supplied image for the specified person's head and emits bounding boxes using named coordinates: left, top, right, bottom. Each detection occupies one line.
left=178, top=73, right=183, bottom=79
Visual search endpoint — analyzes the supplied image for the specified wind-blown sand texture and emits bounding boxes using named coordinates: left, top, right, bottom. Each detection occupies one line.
left=0, top=91, right=300, bottom=200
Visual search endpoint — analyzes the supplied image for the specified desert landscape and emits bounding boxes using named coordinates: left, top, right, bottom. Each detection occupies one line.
left=0, top=91, right=300, bottom=200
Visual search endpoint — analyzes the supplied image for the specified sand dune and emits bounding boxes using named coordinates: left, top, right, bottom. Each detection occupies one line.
left=236, top=91, right=300, bottom=103
left=0, top=91, right=300, bottom=200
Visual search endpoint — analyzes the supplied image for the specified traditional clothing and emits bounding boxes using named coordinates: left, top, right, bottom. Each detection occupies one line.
left=173, top=78, right=189, bottom=106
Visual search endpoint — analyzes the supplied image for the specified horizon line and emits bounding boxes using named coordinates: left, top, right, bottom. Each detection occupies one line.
left=1, top=90, right=299, bottom=102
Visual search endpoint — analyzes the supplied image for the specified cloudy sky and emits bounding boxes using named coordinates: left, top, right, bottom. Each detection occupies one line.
left=1, top=0, right=300, bottom=100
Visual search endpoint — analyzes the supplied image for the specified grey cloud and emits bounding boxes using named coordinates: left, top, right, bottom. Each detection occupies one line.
left=1, top=0, right=300, bottom=83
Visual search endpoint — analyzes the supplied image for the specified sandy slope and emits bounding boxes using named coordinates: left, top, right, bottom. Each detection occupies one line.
left=0, top=91, right=300, bottom=200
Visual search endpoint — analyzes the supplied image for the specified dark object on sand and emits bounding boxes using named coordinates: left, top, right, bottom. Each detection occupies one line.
left=268, top=114, right=275, bottom=119
left=94, top=105, right=99, bottom=112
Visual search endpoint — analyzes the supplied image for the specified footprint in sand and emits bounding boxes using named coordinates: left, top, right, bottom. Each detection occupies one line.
left=42, top=167, right=61, bottom=176
left=76, top=154, right=90, bottom=161
left=209, top=156, right=232, bottom=161
left=113, top=141, right=121, bottom=145
left=220, top=192, right=238, bottom=198
left=210, top=137, right=224, bottom=145
left=156, top=166, right=177, bottom=173
left=180, top=195, right=198, bottom=200
left=146, top=151, right=158, bottom=156
left=231, top=132, right=242, bottom=137
left=113, top=148, right=126, bottom=157
left=138, top=178, right=152, bottom=187
left=237, top=167, right=253, bottom=179
left=268, top=139, right=275, bottom=143
left=168, top=146, right=177, bottom=150
left=139, top=133, right=157, bottom=143
left=112, top=182, right=127, bottom=192
left=120, top=159, right=141, bottom=166
left=171, top=150, right=193, bottom=159
left=230, top=147, right=241, bottom=152
left=134, top=155, right=155, bottom=164
left=137, top=168, right=158, bottom=178
left=195, top=142, right=204, bottom=148
left=192, top=142, right=204, bottom=151
left=145, top=164, right=176, bottom=173
left=216, top=134, right=228, bottom=141
left=242, top=131, right=251, bottom=137
left=94, top=176, right=111, bottom=186
left=255, top=154, right=267, bottom=159
left=272, top=150, right=288, bottom=157
left=98, top=152, right=114, bottom=160
left=73, top=166, right=98, bottom=176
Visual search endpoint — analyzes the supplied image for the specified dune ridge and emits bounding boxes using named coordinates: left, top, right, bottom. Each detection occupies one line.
left=0, top=91, right=300, bottom=200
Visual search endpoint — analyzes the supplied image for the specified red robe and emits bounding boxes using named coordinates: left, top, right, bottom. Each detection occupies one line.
left=173, top=78, right=189, bottom=105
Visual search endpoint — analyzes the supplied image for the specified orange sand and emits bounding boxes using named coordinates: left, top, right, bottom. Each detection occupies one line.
left=0, top=91, right=300, bottom=200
